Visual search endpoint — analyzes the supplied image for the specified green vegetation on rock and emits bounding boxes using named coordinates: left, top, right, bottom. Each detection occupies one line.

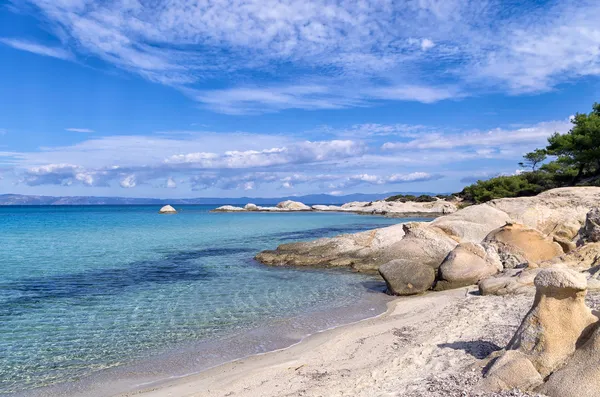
left=459, top=103, right=600, bottom=203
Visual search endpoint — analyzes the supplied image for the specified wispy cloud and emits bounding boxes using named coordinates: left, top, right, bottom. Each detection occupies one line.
left=0, top=37, right=72, bottom=60
left=12, top=0, right=599, bottom=114
left=65, top=128, right=95, bottom=133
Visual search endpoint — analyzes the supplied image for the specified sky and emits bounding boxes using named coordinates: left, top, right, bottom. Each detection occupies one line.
left=0, top=0, right=599, bottom=198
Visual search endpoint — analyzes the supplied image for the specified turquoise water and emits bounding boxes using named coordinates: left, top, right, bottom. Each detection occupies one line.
left=0, top=206, right=413, bottom=395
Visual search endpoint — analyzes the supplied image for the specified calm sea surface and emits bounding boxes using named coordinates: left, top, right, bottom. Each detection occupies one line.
left=0, top=205, right=421, bottom=395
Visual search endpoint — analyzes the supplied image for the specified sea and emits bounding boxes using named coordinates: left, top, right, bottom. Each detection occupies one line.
left=0, top=205, right=424, bottom=396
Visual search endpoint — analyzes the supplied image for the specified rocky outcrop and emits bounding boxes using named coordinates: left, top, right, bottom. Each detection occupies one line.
left=256, top=223, right=407, bottom=272
left=158, top=205, right=177, bottom=214
left=505, top=268, right=597, bottom=377
left=313, top=199, right=457, bottom=216
left=276, top=200, right=312, bottom=211
left=478, top=268, right=541, bottom=296
left=489, top=187, right=600, bottom=241
left=213, top=205, right=246, bottom=212
left=256, top=187, right=600, bottom=294
left=480, top=268, right=598, bottom=394
left=581, top=208, right=600, bottom=243
left=430, top=204, right=510, bottom=242
left=539, top=321, right=600, bottom=396
left=244, top=203, right=260, bottom=211
left=379, top=223, right=459, bottom=295
left=379, top=260, right=435, bottom=295
left=435, top=243, right=502, bottom=290
left=483, top=223, right=564, bottom=269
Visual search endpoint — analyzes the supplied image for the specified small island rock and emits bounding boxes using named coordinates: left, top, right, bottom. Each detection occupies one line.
left=158, top=205, right=177, bottom=214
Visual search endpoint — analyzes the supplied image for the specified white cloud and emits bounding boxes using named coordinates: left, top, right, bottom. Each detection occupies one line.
left=421, top=39, right=435, bottom=51
left=66, top=128, right=95, bottom=133
left=166, top=177, right=177, bottom=188
left=333, top=172, right=443, bottom=188
left=0, top=38, right=72, bottom=60
left=165, top=140, right=366, bottom=168
left=119, top=174, right=137, bottom=188
left=381, top=120, right=571, bottom=152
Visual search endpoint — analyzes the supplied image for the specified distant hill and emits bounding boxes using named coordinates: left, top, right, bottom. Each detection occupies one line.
left=0, top=192, right=439, bottom=206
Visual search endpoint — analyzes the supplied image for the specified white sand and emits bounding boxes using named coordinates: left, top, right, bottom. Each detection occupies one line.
left=118, top=288, right=535, bottom=397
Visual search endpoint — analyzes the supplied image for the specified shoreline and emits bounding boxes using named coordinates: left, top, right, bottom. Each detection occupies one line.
left=14, top=275, right=393, bottom=397
left=114, top=288, right=535, bottom=397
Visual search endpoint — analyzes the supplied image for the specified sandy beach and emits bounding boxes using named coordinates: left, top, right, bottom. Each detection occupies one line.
left=118, top=288, right=549, bottom=397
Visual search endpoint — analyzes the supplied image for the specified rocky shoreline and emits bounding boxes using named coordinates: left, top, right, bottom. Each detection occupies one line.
left=253, top=186, right=600, bottom=395
left=212, top=198, right=457, bottom=216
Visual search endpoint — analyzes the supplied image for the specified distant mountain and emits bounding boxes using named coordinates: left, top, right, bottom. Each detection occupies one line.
left=0, top=192, right=438, bottom=206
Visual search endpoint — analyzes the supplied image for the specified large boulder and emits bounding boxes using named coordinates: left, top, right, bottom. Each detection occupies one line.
left=244, top=203, right=260, bottom=211
left=435, top=242, right=502, bottom=290
left=158, top=205, right=177, bottom=214
left=483, top=223, right=564, bottom=269
left=276, top=200, right=311, bottom=211
left=379, top=223, right=459, bottom=295
left=539, top=322, right=600, bottom=397
left=430, top=204, right=511, bottom=243
left=581, top=208, right=600, bottom=243
left=379, top=260, right=435, bottom=295
left=489, top=187, right=600, bottom=241
left=504, top=268, right=597, bottom=378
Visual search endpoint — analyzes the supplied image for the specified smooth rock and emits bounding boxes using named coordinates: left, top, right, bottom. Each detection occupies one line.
left=490, top=187, right=600, bottom=241
left=158, top=205, right=177, bottom=214
left=483, top=223, right=564, bottom=269
left=244, top=203, right=260, bottom=211
left=256, top=223, right=407, bottom=272
left=213, top=205, right=245, bottom=212
left=379, top=260, right=436, bottom=295
left=430, top=204, right=511, bottom=242
left=276, top=200, right=311, bottom=211
left=479, top=350, right=543, bottom=392
left=435, top=242, right=502, bottom=290
left=478, top=268, right=541, bottom=296
left=539, top=322, right=600, bottom=397
left=504, top=268, right=598, bottom=378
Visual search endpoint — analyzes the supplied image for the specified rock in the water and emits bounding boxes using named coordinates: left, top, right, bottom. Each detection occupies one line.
left=256, top=223, right=407, bottom=272
left=582, top=208, right=600, bottom=243
left=213, top=205, right=245, bottom=212
left=379, top=260, right=435, bottom=295
left=276, top=200, right=311, bottom=211
left=435, top=242, right=502, bottom=290
left=430, top=203, right=511, bottom=242
left=539, top=320, right=600, bottom=397
left=244, top=203, right=260, bottom=211
left=504, top=268, right=597, bottom=378
left=158, top=205, right=177, bottom=214
left=483, top=223, right=564, bottom=269
left=479, top=350, right=544, bottom=392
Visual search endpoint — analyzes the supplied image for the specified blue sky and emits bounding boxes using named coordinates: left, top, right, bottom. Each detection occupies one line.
left=0, top=0, right=599, bottom=198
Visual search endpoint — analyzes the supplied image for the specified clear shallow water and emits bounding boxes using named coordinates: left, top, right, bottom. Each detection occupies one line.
left=0, top=206, right=417, bottom=395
